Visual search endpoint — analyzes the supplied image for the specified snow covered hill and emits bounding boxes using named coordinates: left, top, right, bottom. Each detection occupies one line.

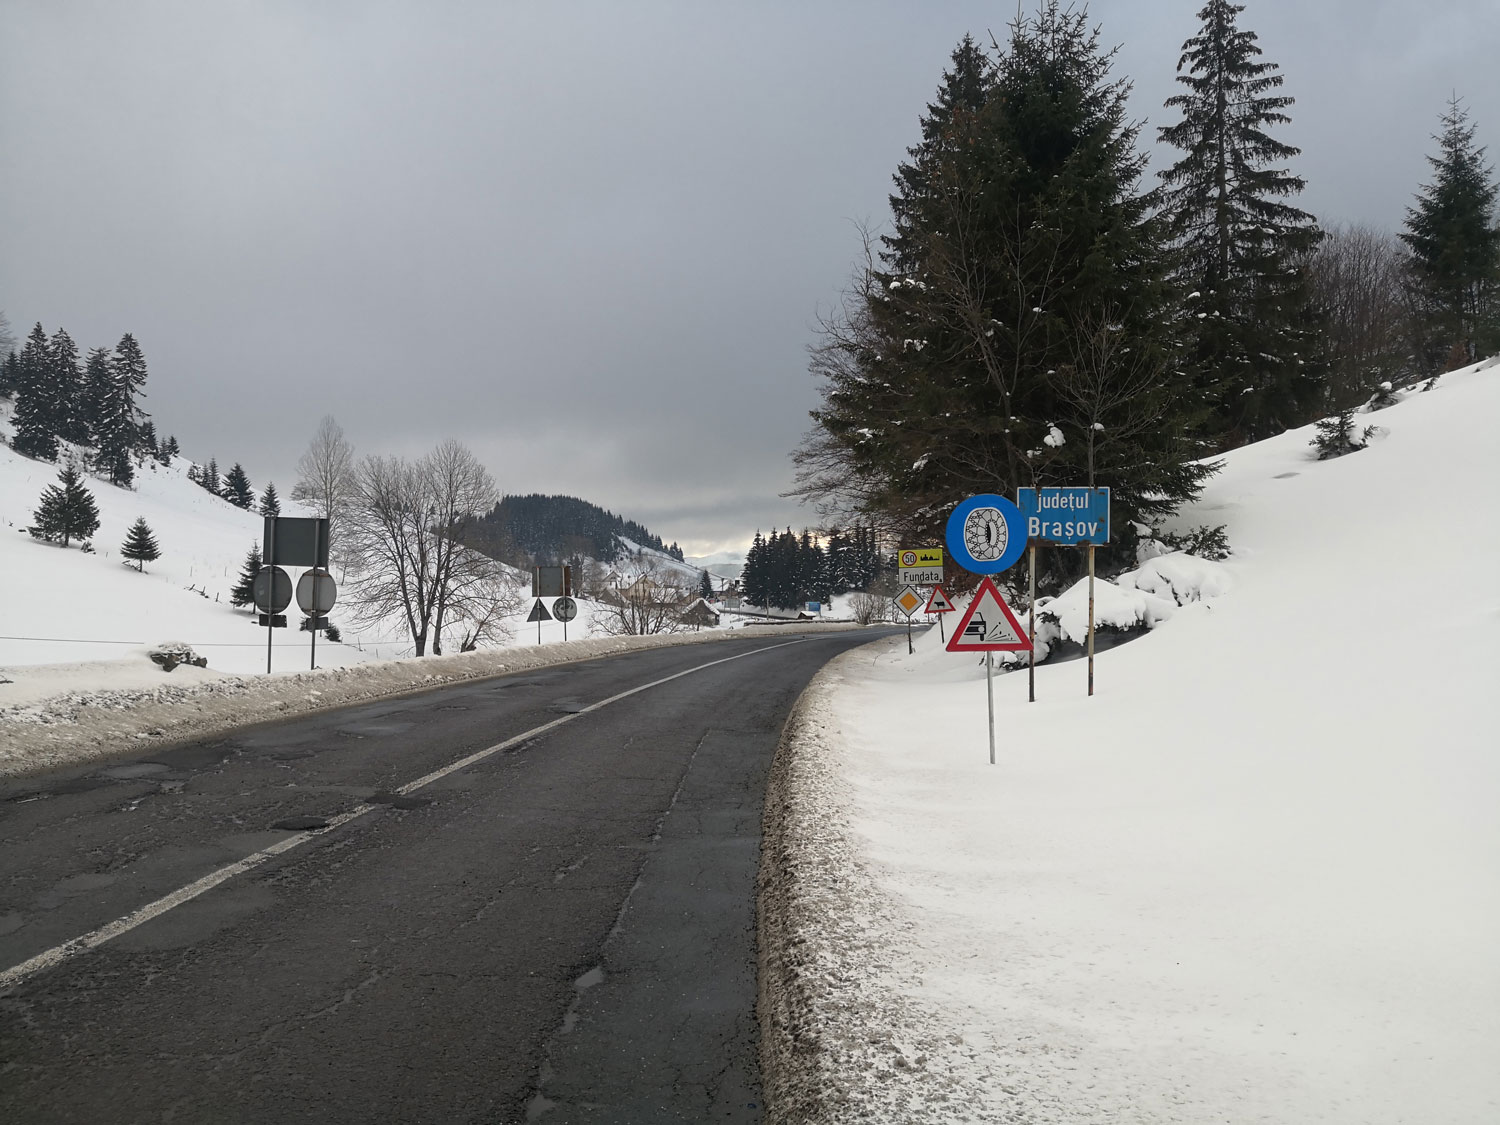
left=0, top=403, right=732, bottom=678
left=769, top=357, right=1500, bottom=1124
left=0, top=405, right=386, bottom=673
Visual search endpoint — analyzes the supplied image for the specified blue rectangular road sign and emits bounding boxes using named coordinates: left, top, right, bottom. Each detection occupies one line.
left=1016, top=487, right=1110, bottom=545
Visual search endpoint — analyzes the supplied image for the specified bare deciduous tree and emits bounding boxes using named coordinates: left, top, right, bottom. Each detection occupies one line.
left=591, top=558, right=691, bottom=637
left=1306, top=223, right=1413, bottom=406
left=291, top=415, right=357, bottom=575
left=846, top=590, right=894, bottom=625
left=1047, top=306, right=1176, bottom=486
left=345, top=440, right=501, bottom=656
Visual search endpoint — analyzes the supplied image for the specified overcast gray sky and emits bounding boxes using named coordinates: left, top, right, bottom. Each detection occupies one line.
left=3, top=1, right=1495, bottom=555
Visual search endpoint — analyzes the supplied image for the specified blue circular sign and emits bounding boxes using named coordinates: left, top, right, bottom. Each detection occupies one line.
left=945, top=494, right=1028, bottom=574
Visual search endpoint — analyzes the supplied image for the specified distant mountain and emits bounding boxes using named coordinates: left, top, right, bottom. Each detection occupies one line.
left=685, top=551, right=744, bottom=583
left=466, top=494, right=684, bottom=568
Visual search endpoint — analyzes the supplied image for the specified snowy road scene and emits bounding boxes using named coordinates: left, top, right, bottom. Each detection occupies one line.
left=4, top=2, right=1498, bottom=1121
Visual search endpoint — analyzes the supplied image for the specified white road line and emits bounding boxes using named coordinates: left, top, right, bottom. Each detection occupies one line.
left=0, top=638, right=807, bottom=994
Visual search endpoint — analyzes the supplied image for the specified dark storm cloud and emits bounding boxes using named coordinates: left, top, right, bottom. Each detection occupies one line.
left=3, top=1, right=1495, bottom=553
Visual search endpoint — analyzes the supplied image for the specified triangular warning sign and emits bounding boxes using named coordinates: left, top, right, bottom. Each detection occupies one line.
left=924, top=584, right=956, bottom=613
left=527, top=599, right=553, bottom=623
left=945, top=577, right=1032, bottom=652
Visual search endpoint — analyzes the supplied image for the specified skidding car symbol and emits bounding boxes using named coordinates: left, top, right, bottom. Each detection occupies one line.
left=962, top=614, right=987, bottom=640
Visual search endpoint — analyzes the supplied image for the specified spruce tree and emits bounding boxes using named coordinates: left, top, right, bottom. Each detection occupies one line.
left=698, top=569, right=713, bottom=599
left=222, top=463, right=254, bottom=508
left=111, top=334, right=150, bottom=420
left=159, top=434, right=180, bottom=465
left=12, top=324, right=59, bottom=460
left=230, top=543, right=262, bottom=608
left=1158, top=0, right=1326, bottom=445
left=31, top=464, right=101, bottom=547
left=138, top=420, right=158, bottom=459
left=120, top=517, right=161, bottom=571
left=1, top=350, right=18, bottom=399
left=259, top=481, right=281, bottom=517
left=742, top=531, right=768, bottom=607
left=1310, top=409, right=1367, bottom=459
left=1400, top=97, right=1500, bottom=370
left=798, top=7, right=1210, bottom=580
left=48, top=329, right=90, bottom=446
left=0, top=312, right=13, bottom=386
left=82, top=346, right=114, bottom=444
left=90, top=346, right=139, bottom=487
left=201, top=457, right=220, bottom=495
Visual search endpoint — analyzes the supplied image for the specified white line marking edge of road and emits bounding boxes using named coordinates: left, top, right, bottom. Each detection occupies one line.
left=0, top=638, right=807, bottom=993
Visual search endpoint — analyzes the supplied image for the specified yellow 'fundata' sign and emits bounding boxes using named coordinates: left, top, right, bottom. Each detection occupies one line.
left=898, top=547, right=944, bottom=585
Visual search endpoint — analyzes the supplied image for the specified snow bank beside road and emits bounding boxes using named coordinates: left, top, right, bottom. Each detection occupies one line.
left=763, top=361, right=1500, bottom=1123
left=0, top=624, right=858, bottom=779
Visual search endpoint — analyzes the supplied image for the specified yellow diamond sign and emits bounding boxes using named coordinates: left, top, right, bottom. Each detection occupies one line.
left=894, top=585, right=924, bottom=618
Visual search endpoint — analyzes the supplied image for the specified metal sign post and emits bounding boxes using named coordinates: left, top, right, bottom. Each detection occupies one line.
left=1028, top=543, right=1037, bottom=703
left=945, top=495, right=1032, bottom=763
left=553, top=595, right=578, bottom=642
left=893, top=585, right=923, bottom=654
left=1016, top=487, right=1110, bottom=698
left=945, top=577, right=1033, bottom=764
left=986, top=652, right=996, bottom=765
left=527, top=598, right=553, bottom=644
left=1087, top=543, right=1097, bottom=697
left=264, top=522, right=275, bottom=674
left=923, top=585, right=955, bottom=643
left=262, top=515, right=332, bottom=676
left=296, top=566, right=338, bottom=671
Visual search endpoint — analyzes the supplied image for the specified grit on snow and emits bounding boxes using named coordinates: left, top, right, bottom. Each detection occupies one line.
left=764, top=358, right=1499, bottom=1124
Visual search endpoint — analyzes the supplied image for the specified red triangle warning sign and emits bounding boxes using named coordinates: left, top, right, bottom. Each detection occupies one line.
left=945, top=577, right=1032, bottom=652
left=924, top=584, right=956, bottom=613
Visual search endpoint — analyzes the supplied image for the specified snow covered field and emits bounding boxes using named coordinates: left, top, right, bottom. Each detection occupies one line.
left=0, top=402, right=753, bottom=680
left=765, top=359, right=1500, bottom=1123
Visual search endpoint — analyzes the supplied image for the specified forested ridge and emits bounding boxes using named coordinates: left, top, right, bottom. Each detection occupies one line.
left=465, top=493, right=684, bottom=569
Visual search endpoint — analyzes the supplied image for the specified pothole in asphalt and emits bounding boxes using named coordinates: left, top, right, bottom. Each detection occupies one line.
left=550, top=702, right=586, bottom=714
left=8, top=777, right=113, bottom=801
left=97, top=763, right=171, bottom=780
left=369, top=790, right=433, bottom=810
left=271, top=815, right=330, bottom=831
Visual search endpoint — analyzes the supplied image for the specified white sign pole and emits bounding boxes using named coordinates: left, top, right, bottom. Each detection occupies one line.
left=986, top=650, right=996, bottom=765
left=265, top=522, right=276, bottom=675
left=1088, top=543, right=1097, bottom=697
left=1027, top=543, right=1037, bottom=703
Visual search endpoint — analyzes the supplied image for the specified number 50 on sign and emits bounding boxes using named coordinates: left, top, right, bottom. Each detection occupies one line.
left=898, top=546, right=944, bottom=586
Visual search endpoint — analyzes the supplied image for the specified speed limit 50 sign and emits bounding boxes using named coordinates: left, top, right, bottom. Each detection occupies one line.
left=898, top=547, right=944, bottom=586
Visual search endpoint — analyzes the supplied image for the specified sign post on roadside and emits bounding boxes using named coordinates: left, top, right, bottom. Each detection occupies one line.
left=527, top=598, right=553, bottom=645
left=1017, top=487, right=1110, bottom=697
left=945, top=494, right=1030, bottom=762
left=893, top=584, right=924, bottom=654
left=262, top=516, right=331, bottom=675
left=897, top=547, right=945, bottom=587
left=923, top=584, right=955, bottom=643
left=552, top=595, right=578, bottom=642
left=945, top=577, right=1033, bottom=765
left=295, top=568, right=338, bottom=670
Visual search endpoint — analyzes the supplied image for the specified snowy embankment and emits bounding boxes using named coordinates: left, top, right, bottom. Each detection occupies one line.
left=762, top=359, right=1500, bottom=1124
left=0, top=623, right=855, bottom=779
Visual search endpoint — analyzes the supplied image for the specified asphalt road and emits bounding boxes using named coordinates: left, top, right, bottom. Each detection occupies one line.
left=0, top=629, right=890, bottom=1124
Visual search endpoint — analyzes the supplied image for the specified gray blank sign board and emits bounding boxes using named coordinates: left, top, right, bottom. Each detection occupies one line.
left=265, top=516, right=330, bottom=568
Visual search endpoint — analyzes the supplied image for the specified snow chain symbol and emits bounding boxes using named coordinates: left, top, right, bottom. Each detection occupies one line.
left=962, top=506, right=1009, bottom=563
